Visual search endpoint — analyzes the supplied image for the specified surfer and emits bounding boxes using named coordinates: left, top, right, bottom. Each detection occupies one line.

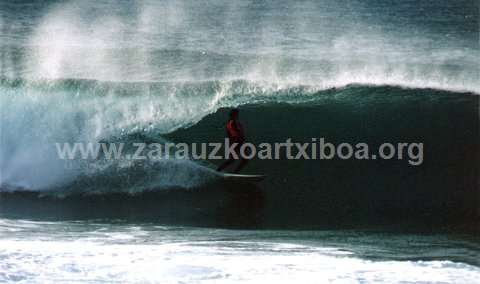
left=217, top=108, right=249, bottom=173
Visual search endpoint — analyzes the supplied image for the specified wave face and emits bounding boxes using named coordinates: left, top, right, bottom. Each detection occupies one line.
left=0, top=80, right=478, bottom=228
left=0, top=1, right=479, bottom=227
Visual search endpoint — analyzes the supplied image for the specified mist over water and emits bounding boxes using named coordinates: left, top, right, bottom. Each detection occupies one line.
left=1, top=0, right=478, bottom=89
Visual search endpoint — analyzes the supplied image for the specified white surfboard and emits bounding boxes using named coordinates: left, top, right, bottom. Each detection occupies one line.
left=222, top=173, right=266, bottom=182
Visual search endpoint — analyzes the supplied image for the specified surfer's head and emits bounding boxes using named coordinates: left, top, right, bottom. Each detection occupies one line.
left=230, top=108, right=239, bottom=120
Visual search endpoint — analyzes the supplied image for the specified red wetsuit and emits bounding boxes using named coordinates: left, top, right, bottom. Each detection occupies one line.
left=217, top=117, right=248, bottom=172
left=226, top=119, right=244, bottom=143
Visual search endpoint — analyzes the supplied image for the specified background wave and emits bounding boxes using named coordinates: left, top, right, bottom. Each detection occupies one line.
left=1, top=0, right=479, bottom=92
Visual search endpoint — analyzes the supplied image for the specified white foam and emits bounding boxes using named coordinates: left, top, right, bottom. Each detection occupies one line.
left=0, top=238, right=478, bottom=283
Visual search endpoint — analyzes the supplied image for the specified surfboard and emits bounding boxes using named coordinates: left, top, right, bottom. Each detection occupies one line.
left=222, top=173, right=266, bottom=183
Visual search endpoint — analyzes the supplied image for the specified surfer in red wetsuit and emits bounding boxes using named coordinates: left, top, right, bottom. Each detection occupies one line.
left=217, top=108, right=249, bottom=173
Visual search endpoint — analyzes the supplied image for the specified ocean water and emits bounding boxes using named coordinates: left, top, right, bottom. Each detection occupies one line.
left=0, top=0, right=479, bottom=282
left=1, top=219, right=480, bottom=283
